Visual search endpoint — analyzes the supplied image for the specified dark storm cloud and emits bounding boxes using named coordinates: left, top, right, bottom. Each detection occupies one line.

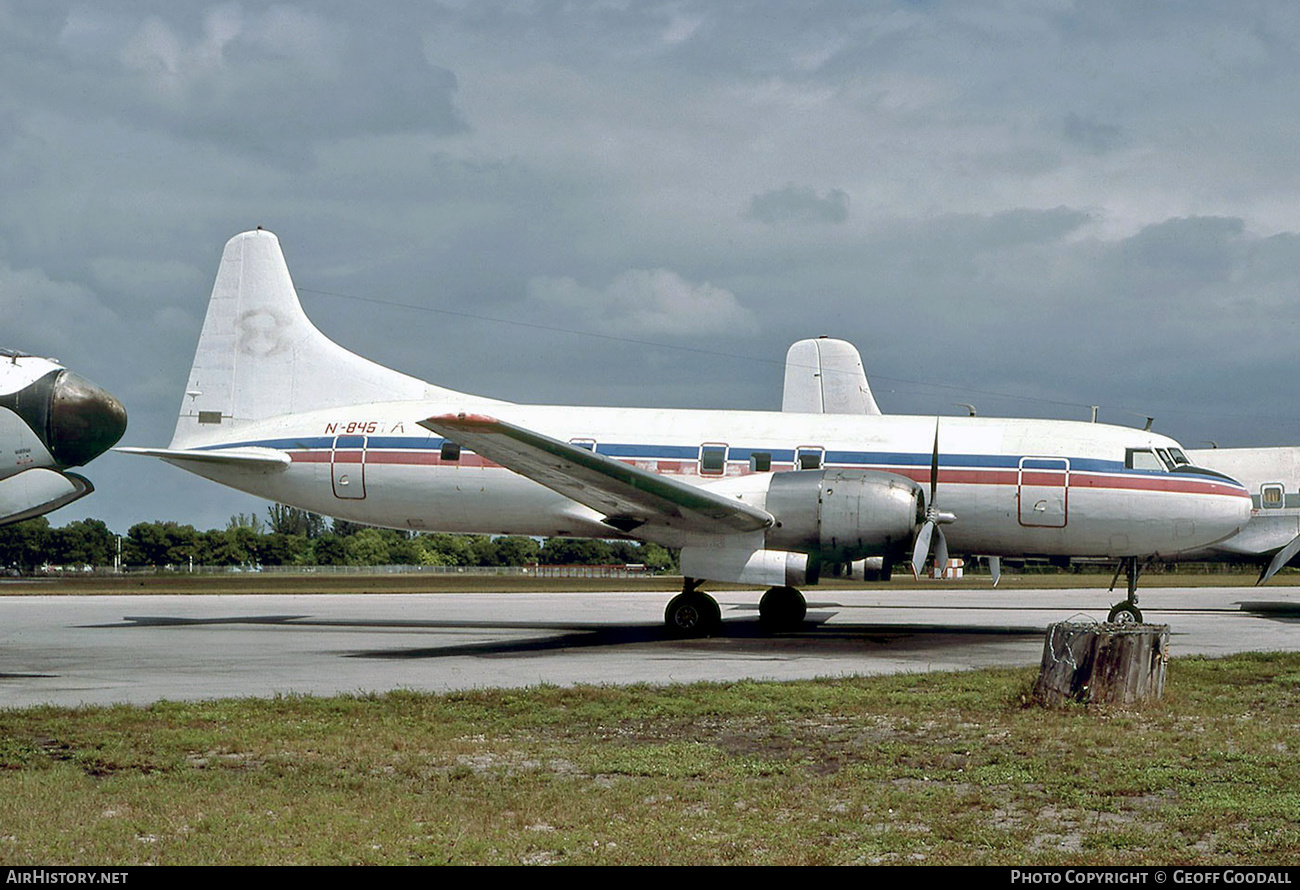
left=744, top=185, right=850, bottom=225
left=2, top=4, right=464, bottom=161
left=1062, top=113, right=1126, bottom=155
left=0, top=1, right=1298, bottom=532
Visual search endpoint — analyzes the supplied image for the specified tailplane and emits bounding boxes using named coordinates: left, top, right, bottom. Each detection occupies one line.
left=171, top=229, right=477, bottom=448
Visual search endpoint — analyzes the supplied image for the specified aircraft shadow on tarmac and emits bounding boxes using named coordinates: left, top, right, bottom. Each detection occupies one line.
left=87, top=601, right=1048, bottom=661
left=1236, top=601, right=1300, bottom=622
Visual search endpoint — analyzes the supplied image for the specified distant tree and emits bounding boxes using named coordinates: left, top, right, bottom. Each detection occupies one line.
left=414, top=534, right=479, bottom=566
left=330, top=518, right=373, bottom=537
left=482, top=536, right=541, bottom=566
left=0, top=518, right=52, bottom=571
left=260, top=533, right=308, bottom=566
left=205, top=527, right=262, bottom=566
left=540, top=538, right=613, bottom=565
left=50, top=518, right=115, bottom=567
left=226, top=513, right=262, bottom=534
left=125, top=521, right=203, bottom=568
left=344, top=528, right=391, bottom=565
left=266, top=504, right=327, bottom=539
left=310, top=533, right=348, bottom=566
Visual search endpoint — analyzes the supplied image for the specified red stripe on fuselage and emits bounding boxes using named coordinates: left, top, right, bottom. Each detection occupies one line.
left=285, top=449, right=1248, bottom=500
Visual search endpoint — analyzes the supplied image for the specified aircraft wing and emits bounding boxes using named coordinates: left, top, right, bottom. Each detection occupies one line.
left=419, top=413, right=774, bottom=536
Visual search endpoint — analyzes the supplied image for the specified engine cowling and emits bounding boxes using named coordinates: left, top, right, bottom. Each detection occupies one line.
left=764, top=468, right=924, bottom=563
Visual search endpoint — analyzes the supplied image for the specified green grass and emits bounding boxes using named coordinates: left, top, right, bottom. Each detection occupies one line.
left=1, top=654, right=1299, bottom=864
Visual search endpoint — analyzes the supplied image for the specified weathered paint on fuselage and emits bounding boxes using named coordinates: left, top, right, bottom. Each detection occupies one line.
left=170, top=399, right=1251, bottom=559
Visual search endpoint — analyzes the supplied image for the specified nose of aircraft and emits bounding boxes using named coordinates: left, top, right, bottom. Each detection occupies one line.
left=46, top=371, right=128, bottom=467
left=1206, top=475, right=1254, bottom=545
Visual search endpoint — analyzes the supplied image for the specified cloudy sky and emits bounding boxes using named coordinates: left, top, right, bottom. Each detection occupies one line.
left=6, top=1, right=1300, bottom=533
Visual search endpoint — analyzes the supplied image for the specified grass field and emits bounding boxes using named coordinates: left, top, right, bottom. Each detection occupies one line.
left=1, top=570, right=1294, bottom=865
left=0, top=652, right=1298, bottom=865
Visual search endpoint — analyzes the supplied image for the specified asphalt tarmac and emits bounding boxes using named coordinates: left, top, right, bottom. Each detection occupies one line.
left=1, top=585, right=1297, bottom=708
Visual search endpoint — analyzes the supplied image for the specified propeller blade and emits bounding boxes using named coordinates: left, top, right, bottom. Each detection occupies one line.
left=988, top=555, right=1001, bottom=587
left=1259, top=533, right=1300, bottom=585
left=929, top=419, right=940, bottom=504
left=933, top=527, right=949, bottom=577
left=911, top=521, right=934, bottom=578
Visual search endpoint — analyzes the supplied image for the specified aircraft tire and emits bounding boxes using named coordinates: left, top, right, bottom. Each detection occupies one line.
left=665, top=591, right=722, bottom=637
left=1107, top=602, right=1143, bottom=624
left=759, top=585, right=807, bottom=632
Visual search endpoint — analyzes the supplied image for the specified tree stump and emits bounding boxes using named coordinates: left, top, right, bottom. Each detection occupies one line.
left=1033, top=622, right=1170, bottom=706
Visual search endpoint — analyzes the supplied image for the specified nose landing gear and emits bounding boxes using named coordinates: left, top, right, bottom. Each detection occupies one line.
left=1107, top=556, right=1151, bottom=624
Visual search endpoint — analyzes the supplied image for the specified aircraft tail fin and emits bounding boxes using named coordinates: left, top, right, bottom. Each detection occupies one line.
left=781, top=337, right=882, bottom=415
left=170, top=229, right=468, bottom=449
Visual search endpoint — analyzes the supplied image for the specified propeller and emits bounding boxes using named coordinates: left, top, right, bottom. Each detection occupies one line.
left=1258, top=533, right=1300, bottom=585
left=911, top=419, right=957, bottom=578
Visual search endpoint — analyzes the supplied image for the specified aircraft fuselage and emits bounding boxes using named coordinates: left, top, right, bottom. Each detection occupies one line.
left=168, top=399, right=1249, bottom=560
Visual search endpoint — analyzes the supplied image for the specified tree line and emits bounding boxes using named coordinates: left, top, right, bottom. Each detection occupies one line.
left=0, top=505, right=676, bottom=573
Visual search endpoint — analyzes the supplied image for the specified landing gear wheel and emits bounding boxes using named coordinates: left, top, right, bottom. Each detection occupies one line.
left=1107, top=601, right=1143, bottom=624
left=759, top=585, right=807, bottom=632
left=1106, top=556, right=1148, bottom=625
left=665, top=591, right=722, bottom=637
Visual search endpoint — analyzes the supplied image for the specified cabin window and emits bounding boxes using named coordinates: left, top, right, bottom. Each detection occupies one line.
left=1126, top=448, right=1164, bottom=471
left=570, top=438, right=597, bottom=452
left=1262, top=484, right=1285, bottom=509
left=440, top=441, right=461, bottom=462
left=699, top=444, right=728, bottom=475
left=796, top=446, right=824, bottom=471
left=749, top=452, right=772, bottom=473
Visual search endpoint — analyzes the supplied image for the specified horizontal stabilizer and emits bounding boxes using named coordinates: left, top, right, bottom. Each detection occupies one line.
left=117, top=446, right=291, bottom=469
left=419, top=413, right=773, bottom=536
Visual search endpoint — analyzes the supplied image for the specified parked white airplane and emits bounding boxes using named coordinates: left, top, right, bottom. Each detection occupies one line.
left=780, top=337, right=1300, bottom=588
left=121, top=230, right=1251, bottom=632
left=0, top=350, right=127, bottom=525
left=1182, top=447, right=1300, bottom=583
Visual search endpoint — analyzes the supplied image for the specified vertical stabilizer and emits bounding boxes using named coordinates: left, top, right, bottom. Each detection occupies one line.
left=781, top=337, right=882, bottom=415
left=171, top=229, right=466, bottom=448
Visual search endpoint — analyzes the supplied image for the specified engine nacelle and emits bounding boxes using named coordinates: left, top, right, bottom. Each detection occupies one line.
left=678, top=546, right=813, bottom=588
left=764, top=468, right=923, bottom=562
left=0, top=468, right=93, bottom=527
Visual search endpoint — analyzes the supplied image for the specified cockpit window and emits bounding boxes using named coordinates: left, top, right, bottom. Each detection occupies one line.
left=1126, top=448, right=1165, bottom=471
left=1167, top=447, right=1191, bottom=467
left=1155, top=448, right=1177, bottom=471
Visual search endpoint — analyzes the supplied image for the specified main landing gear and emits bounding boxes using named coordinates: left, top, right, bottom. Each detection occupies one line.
left=1106, top=556, right=1152, bottom=624
left=664, top=578, right=722, bottom=637
left=758, top=585, right=806, bottom=632
left=664, top=579, right=808, bottom=637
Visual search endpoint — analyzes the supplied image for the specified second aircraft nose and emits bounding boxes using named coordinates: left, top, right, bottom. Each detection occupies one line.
left=47, top=371, right=127, bottom=467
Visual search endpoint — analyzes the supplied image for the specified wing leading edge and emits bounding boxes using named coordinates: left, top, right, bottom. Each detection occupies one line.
left=418, top=413, right=773, bottom=536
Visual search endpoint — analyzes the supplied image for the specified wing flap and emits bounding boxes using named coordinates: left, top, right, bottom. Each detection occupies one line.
left=419, top=413, right=773, bottom=536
